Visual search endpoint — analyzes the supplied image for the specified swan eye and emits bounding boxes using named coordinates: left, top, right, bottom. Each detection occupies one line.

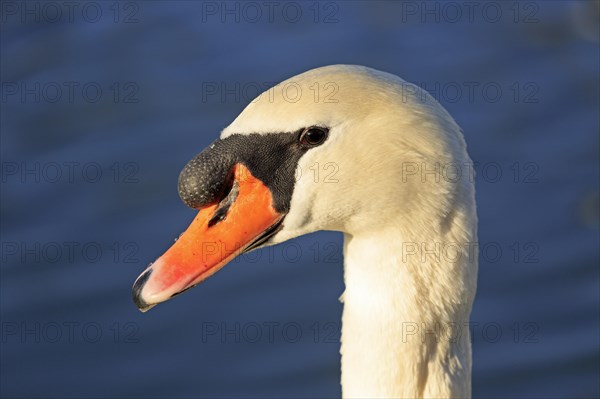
left=299, top=127, right=328, bottom=147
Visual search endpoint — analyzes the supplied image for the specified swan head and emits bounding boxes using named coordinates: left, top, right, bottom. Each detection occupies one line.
left=132, top=65, right=475, bottom=311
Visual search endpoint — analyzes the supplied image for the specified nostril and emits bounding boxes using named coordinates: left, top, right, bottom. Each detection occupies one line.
left=207, top=177, right=238, bottom=227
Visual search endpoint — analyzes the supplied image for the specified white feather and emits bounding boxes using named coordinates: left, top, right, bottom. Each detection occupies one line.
left=222, top=65, right=478, bottom=399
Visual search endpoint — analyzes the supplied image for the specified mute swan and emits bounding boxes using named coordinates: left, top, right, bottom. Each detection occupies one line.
left=133, top=65, right=478, bottom=399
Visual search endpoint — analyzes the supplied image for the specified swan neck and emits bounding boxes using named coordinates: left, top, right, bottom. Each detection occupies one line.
left=340, top=228, right=475, bottom=398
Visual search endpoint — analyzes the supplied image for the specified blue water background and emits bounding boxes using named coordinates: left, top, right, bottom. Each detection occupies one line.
left=1, top=1, right=599, bottom=398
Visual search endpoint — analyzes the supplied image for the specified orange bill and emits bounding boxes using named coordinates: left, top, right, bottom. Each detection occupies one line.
left=132, top=163, right=283, bottom=311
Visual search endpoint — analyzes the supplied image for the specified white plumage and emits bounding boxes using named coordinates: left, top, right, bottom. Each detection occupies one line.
left=222, top=65, right=478, bottom=398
